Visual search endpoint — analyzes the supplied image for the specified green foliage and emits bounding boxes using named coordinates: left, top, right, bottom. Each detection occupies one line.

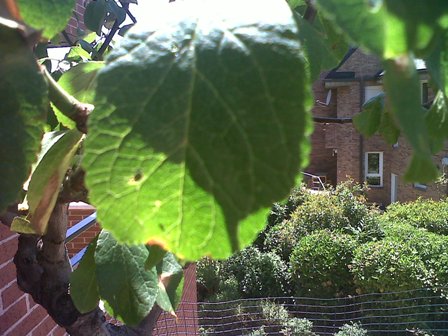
left=382, top=198, right=448, bottom=235
left=196, top=257, right=222, bottom=301
left=264, top=182, right=383, bottom=260
left=70, top=237, right=99, bottom=313
left=0, top=21, right=47, bottom=213
left=26, top=130, right=83, bottom=234
left=280, top=318, right=316, bottom=336
left=17, top=0, right=75, bottom=39
left=52, top=62, right=103, bottom=129
left=224, top=247, right=290, bottom=298
left=334, top=322, right=368, bottom=336
left=94, top=231, right=159, bottom=325
left=290, top=231, right=358, bottom=297
left=83, top=0, right=311, bottom=260
left=383, top=58, right=438, bottom=182
left=381, top=220, right=448, bottom=290
left=351, top=239, right=427, bottom=293
left=7, top=0, right=448, bottom=328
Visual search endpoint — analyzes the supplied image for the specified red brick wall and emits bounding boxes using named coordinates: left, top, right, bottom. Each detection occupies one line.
left=66, top=204, right=98, bottom=258
left=65, top=0, right=88, bottom=42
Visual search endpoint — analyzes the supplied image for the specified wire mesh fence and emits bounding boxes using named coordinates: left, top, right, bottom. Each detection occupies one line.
left=153, top=288, right=448, bottom=335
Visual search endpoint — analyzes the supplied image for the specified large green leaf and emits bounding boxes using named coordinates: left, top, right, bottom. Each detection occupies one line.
left=353, top=94, right=384, bottom=137
left=295, top=14, right=339, bottom=81
left=315, top=0, right=448, bottom=58
left=378, top=111, right=400, bottom=145
left=52, top=62, right=103, bottom=129
left=95, top=231, right=159, bottom=325
left=84, top=0, right=311, bottom=259
left=426, top=33, right=448, bottom=98
left=0, top=20, right=47, bottom=213
left=27, top=130, right=83, bottom=234
left=17, top=0, right=75, bottom=39
left=84, top=0, right=107, bottom=35
left=426, top=91, right=448, bottom=153
left=70, top=237, right=100, bottom=313
left=383, top=58, right=438, bottom=182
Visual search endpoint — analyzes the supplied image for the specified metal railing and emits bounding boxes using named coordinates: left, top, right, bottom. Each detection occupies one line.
left=66, top=212, right=97, bottom=267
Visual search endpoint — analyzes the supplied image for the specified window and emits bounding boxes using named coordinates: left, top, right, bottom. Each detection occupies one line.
left=365, top=152, right=383, bottom=187
left=364, top=85, right=383, bottom=103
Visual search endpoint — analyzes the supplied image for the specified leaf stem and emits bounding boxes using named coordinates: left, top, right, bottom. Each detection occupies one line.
left=43, top=67, right=92, bottom=133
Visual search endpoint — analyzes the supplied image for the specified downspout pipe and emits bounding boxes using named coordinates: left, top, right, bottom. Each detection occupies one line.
left=359, top=78, right=365, bottom=183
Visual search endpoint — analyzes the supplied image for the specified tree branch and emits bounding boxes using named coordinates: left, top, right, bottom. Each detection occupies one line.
left=43, top=68, right=92, bottom=134
left=12, top=202, right=162, bottom=335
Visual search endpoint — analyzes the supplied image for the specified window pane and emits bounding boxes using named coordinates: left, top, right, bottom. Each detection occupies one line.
left=366, top=176, right=381, bottom=186
left=367, top=153, right=380, bottom=174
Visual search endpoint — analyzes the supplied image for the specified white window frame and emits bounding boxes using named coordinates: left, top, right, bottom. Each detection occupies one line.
left=365, top=152, right=383, bottom=187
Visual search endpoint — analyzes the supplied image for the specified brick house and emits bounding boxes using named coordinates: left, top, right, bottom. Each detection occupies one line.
left=307, top=48, right=448, bottom=206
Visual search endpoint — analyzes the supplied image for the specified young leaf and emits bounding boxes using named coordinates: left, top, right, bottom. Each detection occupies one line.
left=70, top=237, right=100, bottom=313
left=27, top=130, right=83, bottom=235
left=383, top=57, right=438, bottom=182
left=378, top=111, right=400, bottom=145
left=95, top=231, right=159, bottom=325
left=0, top=20, right=47, bottom=213
left=84, top=0, right=107, bottom=35
left=10, top=216, right=36, bottom=234
left=16, top=0, right=75, bottom=39
left=145, top=244, right=167, bottom=271
left=353, top=93, right=384, bottom=137
left=84, top=0, right=311, bottom=260
left=52, top=62, right=103, bottom=129
left=155, top=253, right=184, bottom=314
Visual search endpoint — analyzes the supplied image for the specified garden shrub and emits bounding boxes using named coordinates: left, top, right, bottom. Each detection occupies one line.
left=381, top=220, right=448, bottom=290
left=280, top=318, right=317, bottom=336
left=224, top=247, right=291, bottom=298
left=253, top=186, right=311, bottom=251
left=264, top=183, right=383, bottom=262
left=382, top=198, right=448, bottom=235
left=334, top=322, right=368, bottom=336
left=351, top=239, right=428, bottom=293
left=290, top=231, right=358, bottom=298
left=196, top=257, right=222, bottom=301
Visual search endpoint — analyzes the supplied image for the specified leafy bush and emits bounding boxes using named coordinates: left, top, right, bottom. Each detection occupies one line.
left=381, top=221, right=448, bottom=290
left=351, top=239, right=428, bottom=293
left=280, top=318, right=317, bottom=336
left=254, top=186, right=311, bottom=251
left=264, top=182, right=383, bottom=261
left=197, top=257, right=222, bottom=301
left=334, top=322, right=368, bottom=336
left=290, top=231, right=358, bottom=297
left=383, top=198, right=448, bottom=235
left=244, top=327, right=267, bottom=336
left=224, top=247, right=291, bottom=298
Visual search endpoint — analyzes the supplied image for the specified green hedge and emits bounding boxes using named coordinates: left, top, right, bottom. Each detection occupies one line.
left=290, top=231, right=358, bottom=298
left=382, top=198, right=448, bottom=235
